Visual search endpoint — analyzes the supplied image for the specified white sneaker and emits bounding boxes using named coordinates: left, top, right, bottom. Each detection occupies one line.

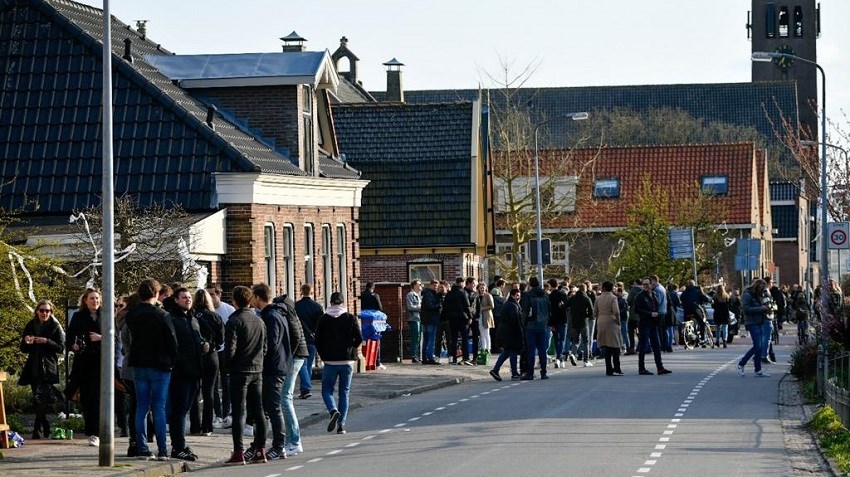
left=377, top=364, right=387, bottom=370
left=243, top=425, right=253, bottom=437
left=568, top=354, right=578, bottom=366
left=754, top=370, right=771, bottom=378
left=736, top=363, right=745, bottom=377
left=583, top=361, right=594, bottom=367
left=212, top=416, right=223, bottom=428
left=87, top=435, right=99, bottom=447
left=553, top=359, right=561, bottom=369
left=220, top=416, right=233, bottom=429
left=284, top=442, right=303, bottom=457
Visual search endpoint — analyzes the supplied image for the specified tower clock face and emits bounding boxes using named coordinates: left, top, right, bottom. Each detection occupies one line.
left=774, top=45, right=795, bottom=70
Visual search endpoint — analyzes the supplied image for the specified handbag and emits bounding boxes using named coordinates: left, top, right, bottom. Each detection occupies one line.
left=34, top=384, right=64, bottom=405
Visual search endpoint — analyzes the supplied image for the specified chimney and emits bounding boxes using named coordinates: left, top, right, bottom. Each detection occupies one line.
left=383, top=58, right=404, bottom=102
left=280, top=31, right=307, bottom=52
left=331, top=36, right=360, bottom=84
left=135, top=20, right=148, bottom=39
left=123, top=38, right=133, bottom=63
left=205, top=105, right=217, bottom=130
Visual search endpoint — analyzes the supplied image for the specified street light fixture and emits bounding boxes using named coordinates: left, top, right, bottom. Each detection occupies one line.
left=753, top=51, right=828, bottom=307
left=532, top=112, right=589, bottom=281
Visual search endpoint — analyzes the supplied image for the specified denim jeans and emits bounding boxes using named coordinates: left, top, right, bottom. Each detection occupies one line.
left=552, top=323, right=567, bottom=359
left=716, top=324, right=728, bottom=343
left=524, top=328, right=550, bottom=377
left=216, top=350, right=230, bottom=418
left=134, top=367, right=170, bottom=454
left=321, top=363, right=353, bottom=426
left=637, top=321, right=664, bottom=371
left=666, top=325, right=676, bottom=349
left=423, top=324, right=437, bottom=361
left=168, top=376, right=199, bottom=452
left=492, top=348, right=518, bottom=376
left=409, top=321, right=421, bottom=359
left=579, top=318, right=596, bottom=361
left=761, top=320, right=774, bottom=358
left=620, top=321, right=630, bottom=351
left=281, top=358, right=304, bottom=446
left=229, top=372, right=266, bottom=452
left=739, top=323, right=764, bottom=372
left=298, top=345, right=317, bottom=393
left=263, top=374, right=285, bottom=449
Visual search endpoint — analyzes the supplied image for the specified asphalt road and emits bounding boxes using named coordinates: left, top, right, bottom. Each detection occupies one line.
left=196, top=335, right=793, bottom=477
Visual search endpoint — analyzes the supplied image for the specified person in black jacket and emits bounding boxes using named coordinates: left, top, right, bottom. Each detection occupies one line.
left=189, top=289, right=224, bottom=437
left=316, top=292, right=363, bottom=435
left=295, top=284, right=323, bottom=400
left=634, top=278, right=672, bottom=376
left=224, top=286, right=267, bottom=465
left=441, top=279, right=474, bottom=365
left=20, top=299, right=65, bottom=439
left=548, top=278, right=570, bottom=369
left=489, top=288, right=524, bottom=381
left=66, top=287, right=103, bottom=446
left=272, top=292, right=310, bottom=457
left=167, top=288, right=204, bottom=461
left=125, top=279, right=178, bottom=460
left=567, top=285, right=594, bottom=366
left=421, top=280, right=442, bottom=365
left=251, top=283, right=291, bottom=461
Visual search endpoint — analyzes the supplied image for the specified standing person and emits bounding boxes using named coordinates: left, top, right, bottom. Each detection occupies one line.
left=763, top=277, right=780, bottom=363
left=441, top=278, right=473, bottom=365
left=251, top=284, right=290, bottom=461
left=20, top=300, right=65, bottom=439
left=190, top=289, right=224, bottom=437
left=295, top=284, right=323, bottom=400
left=118, top=293, right=146, bottom=456
left=650, top=275, right=668, bottom=346
left=665, top=284, right=681, bottom=352
left=634, top=278, right=672, bottom=376
left=568, top=284, right=594, bottom=366
left=224, top=286, right=268, bottom=465
left=66, top=288, right=103, bottom=447
left=271, top=292, right=309, bottom=458
left=615, top=284, right=630, bottom=356
left=406, top=280, right=423, bottom=363
left=595, top=282, right=623, bottom=376
left=625, top=278, right=643, bottom=355
left=167, top=288, right=203, bottom=461
left=489, top=288, right=524, bottom=381
left=477, top=283, right=495, bottom=360
left=548, top=278, right=569, bottom=368
left=436, top=281, right=451, bottom=361
left=206, top=283, right=235, bottom=429
left=680, top=280, right=710, bottom=345
left=125, top=279, right=178, bottom=460
left=315, top=292, right=363, bottom=435
left=360, top=282, right=386, bottom=369
left=712, top=284, right=731, bottom=348
left=465, top=277, right=481, bottom=362
left=737, top=279, right=770, bottom=377
left=420, top=280, right=442, bottom=365
left=521, top=277, right=550, bottom=380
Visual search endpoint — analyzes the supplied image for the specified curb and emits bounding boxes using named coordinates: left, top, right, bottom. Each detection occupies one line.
left=781, top=373, right=844, bottom=477
left=113, top=461, right=189, bottom=477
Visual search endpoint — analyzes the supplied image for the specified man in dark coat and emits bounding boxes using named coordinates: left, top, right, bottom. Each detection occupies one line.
left=167, top=288, right=204, bottom=461
left=567, top=284, right=594, bottom=366
left=295, top=284, right=323, bottom=400
left=634, top=278, right=672, bottom=376
left=441, top=278, right=473, bottom=365
left=548, top=278, right=571, bottom=368
left=421, top=280, right=443, bottom=365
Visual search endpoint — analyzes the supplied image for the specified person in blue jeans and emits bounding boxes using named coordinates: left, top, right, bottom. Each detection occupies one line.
left=420, top=280, right=442, bottom=365
left=295, top=284, right=323, bottom=399
left=521, top=277, right=551, bottom=380
left=124, top=279, right=178, bottom=460
left=737, top=279, right=770, bottom=377
left=315, top=292, right=363, bottom=434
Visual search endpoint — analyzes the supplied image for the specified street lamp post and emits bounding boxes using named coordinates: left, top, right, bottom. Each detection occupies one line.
left=752, top=51, right=827, bottom=309
left=532, top=112, right=589, bottom=281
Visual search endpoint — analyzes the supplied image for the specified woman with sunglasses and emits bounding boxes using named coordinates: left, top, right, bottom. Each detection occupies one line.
left=19, top=300, right=65, bottom=439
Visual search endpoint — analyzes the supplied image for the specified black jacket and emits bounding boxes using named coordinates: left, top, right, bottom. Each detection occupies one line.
left=66, top=308, right=102, bottom=360
left=274, top=295, right=309, bottom=358
left=496, top=299, right=524, bottom=351
left=260, top=303, right=292, bottom=377
left=567, top=292, right=593, bottom=329
left=224, top=307, right=266, bottom=374
left=441, top=285, right=472, bottom=323
left=548, top=288, right=569, bottom=326
left=421, top=287, right=442, bottom=326
left=315, top=309, right=364, bottom=362
left=19, top=317, right=65, bottom=386
left=125, top=302, right=178, bottom=371
left=361, top=289, right=383, bottom=311
left=194, top=308, right=224, bottom=358
left=634, top=290, right=660, bottom=324
left=294, top=297, right=323, bottom=345
left=171, top=308, right=203, bottom=379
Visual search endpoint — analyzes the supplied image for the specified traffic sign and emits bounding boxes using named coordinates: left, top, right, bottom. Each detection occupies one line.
left=828, top=222, right=850, bottom=250
left=528, top=238, right=551, bottom=265
left=668, top=227, right=694, bottom=260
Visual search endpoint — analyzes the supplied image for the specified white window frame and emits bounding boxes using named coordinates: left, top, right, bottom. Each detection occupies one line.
left=283, top=224, right=295, bottom=297
left=304, top=223, right=314, bottom=286
left=336, top=224, right=348, bottom=303
left=321, top=224, right=332, bottom=306
left=494, top=176, right=577, bottom=213
left=263, top=223, right=277, bottom=291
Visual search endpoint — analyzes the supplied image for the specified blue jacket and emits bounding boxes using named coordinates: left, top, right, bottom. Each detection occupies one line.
left=523, top=286, right=550, bottom=331
left=742, top=289, right=768, bottom=327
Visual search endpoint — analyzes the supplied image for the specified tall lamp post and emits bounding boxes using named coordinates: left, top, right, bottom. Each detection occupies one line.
left=532, top=112, right=589, bottom=281
left=752, top=51, right=827, bottom=309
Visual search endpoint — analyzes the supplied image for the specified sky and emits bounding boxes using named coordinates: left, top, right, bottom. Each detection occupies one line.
left=78, top=0, right=850, bottom=137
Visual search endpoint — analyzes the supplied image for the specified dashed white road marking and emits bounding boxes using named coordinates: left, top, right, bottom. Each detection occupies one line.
left=362, top=435, right=375, bottom=440
left=379, top=429, right=392, bottom=433
left=345, top=442, right=360, bottom=448
left=421, top=412, right=433, bottom=416
left=393, top=423, right=405, bottom=428
left=326, top=450, right=342, bottom=455
left=307, top=458, right=322, bottom=463
left=285, top=466, right=303, bottom=471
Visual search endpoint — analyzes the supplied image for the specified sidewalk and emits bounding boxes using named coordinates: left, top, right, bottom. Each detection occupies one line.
left=0, top=362, right=487, bottom=477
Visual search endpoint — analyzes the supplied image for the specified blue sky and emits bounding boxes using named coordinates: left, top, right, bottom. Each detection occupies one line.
left=80, top=1, right=850, bottom=137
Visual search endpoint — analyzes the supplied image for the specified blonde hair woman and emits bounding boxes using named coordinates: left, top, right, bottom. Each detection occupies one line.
left=712, top=284, right=731, bottom=348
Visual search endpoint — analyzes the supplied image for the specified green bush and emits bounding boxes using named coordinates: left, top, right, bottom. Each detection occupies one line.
left=2, top=379, right=33, bottom=414
left=809, top=405, right=850, bottom=473
left=54, top=414, right=85, bottom=433
left=791, top=341, right=819, bottom=380
left=6, top=413, right=26, bottom=434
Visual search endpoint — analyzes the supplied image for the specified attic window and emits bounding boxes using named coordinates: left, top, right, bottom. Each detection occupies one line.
left=778, top=6, right=789, bottom=38
left=793, top=6, right=803, bottom=37
left=766, top=3, right=776, bottom=39
left=593, top=178, right=620, bottom=199
left=701, top=176, right=728, bottom=196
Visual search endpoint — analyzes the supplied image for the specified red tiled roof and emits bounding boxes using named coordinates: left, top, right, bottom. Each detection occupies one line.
left=495, top=143, right=765, bottom=230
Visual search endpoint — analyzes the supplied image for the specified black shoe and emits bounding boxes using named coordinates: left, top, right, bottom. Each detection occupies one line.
left=520, top=374, right=534, bottom=381
left=657, top=368, right=673, bottom=375
left=32, top=430, right=42, bottom=440
left=613, top=370, right=624, bottom=376
left=337, top=425, right=346, bottom=434
left=243, top=446, right=256, bottom=462
left=172, top=447, right=198, bottom=461
left=723, top=343, right=727, bottom=348
left=489, top=370, right=502, bottom=381
left=540, top=373, right=549, bottom=380
left=137, top=449, right=153, bottom=459
left=266, top=447, right=285, bottom=460
left=412, top=357, right=420, bottom=363
left=299, top=390, right=312, bottom=399
left=327, top=410, right=340, bottom=432
left=639, top=369, right=654, bottom=375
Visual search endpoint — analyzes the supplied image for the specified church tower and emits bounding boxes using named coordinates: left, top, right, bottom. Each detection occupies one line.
left=749, top=1, right=820, bottom=138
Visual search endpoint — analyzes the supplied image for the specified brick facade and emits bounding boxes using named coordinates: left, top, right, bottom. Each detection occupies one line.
left=220, top=203, right=360, bottom=308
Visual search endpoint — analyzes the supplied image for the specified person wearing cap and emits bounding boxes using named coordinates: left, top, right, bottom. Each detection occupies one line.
left=315, top=291, right=363, bottom=434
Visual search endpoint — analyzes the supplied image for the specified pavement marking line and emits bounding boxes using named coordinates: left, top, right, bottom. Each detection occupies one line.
left=459, top=398, right=469, bottom=402
left=671, top=419, right=681, bottom=423
left=637, top=468, right=651, bottom=473
left=408, top=417, right=420, bottom=421
left=659, top=437, right=670, bottom=442
left=264, top=474, right=281, bottom=477
left=677, top=408, right=686, bottom=412
left=470, top=395, right=479, bottom=399
left=435, top=407, right=446, bottom=410
left=394, top=423, right=406, bottom=427
left=346, top=442, right=360, bottom=448
left=655, top=445, right=666, bottom=450
left=421, top=412, right=433, bottom=416
left=650, top=452, right=662, bottom=458
left=363, top=435, right=375, bottom=440
left=644, top=460, right=657, bottom=465
left=447, top=402, right=457, bottom=406
left=674, top=413, right=684, bottom=417
left=326, top=450, right=343, bottom=455
left=285, top=466, right=304, bottom=471
left=667, top=424, right=677, bottom=428
left=663, top=430, right=674, bottom=435
left=379, top=429, right=392, bottom=433
left=307, top=458, right=322, bottom=463
left=481, top=391, right=490, bottom=395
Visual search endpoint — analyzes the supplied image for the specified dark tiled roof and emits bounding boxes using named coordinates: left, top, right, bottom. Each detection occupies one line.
left=512, top=143, right=763, bottom=229
left=770, top=181, right=803, bottom=202
left=0, top=0, right=304, bottom=213
left=331, top=75, right=375, bottom=103
left=771, top=205, right=799, bottom=239
left=319, top=152, right=361, bottom=179
left=333, top=102, right=474, bottom=247
left=376, top=82, right=798, bottom=148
